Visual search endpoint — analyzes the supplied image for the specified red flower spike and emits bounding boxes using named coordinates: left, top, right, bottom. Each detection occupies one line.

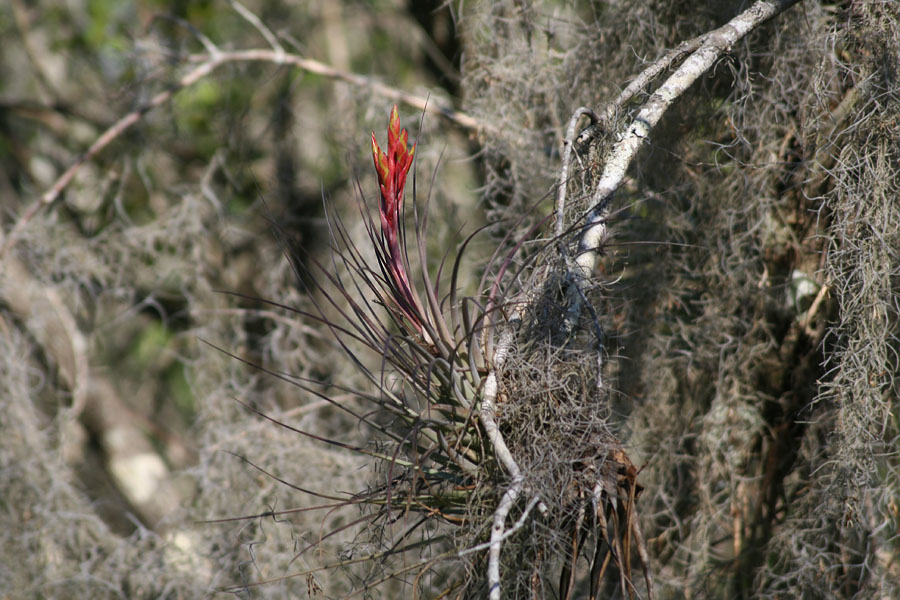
left=371, top=105, right=421, bottom=331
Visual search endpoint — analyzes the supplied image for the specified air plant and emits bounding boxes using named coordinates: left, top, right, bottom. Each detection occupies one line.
left=213, top=106, right=496, bottom=594
left=217, top=106, right=650, bottom=599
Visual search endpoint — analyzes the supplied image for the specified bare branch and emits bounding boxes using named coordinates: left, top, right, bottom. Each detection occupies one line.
left=574, top=0, right=803, bottom=279
left=229, top=0, right=285, bottom=58
left=604, top=33, right=710, bottom=121
left=555, top=107, right=599, bottom=239
left=479, top=314, right=524, bottom=600
left=458, top=495, right=541, bottom=557
left=0, top=49, right=480, bottom=259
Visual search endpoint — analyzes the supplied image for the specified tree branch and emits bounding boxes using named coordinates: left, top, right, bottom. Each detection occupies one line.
left=483, top=5, right=805, bottom=590
left=574, top=0, right=803, bottom=280
left=0, top=48, right=480, bottom=259
left=555, top=106, right=599, bottom=239
left=604, top=33, right=710, bottom=121
left=479, top=312, right=525, bottom=600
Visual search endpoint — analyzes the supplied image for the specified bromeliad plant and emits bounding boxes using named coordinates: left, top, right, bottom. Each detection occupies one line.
left=364, top=105, right=485, bottom=427
left=303, top=105, right=508, bottom=592
left=367, top=106, right=477, bottom=358
left=223, top=106, right=649, bottom=599
left=362, top=105, right=491, bottom=497
left=220, top=106, right=504, bottom=593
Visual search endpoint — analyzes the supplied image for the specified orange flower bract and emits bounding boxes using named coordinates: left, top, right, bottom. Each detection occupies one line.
left=371, top=105, right=421, bottom=331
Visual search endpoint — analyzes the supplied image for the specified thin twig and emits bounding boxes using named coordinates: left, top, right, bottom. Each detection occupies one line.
left=0, top=54, right=222, bottom=258
left=458, top=495, right=541, bottom=557
left=477, top=303, right=550, bottom=597
left=192, top=50, right=481, bottom=130
left=556, top=107, right=599, bottom=239
left=604, top=34, right=710, bottom=121
left=229, top=0, right=284, bottom=58
left=0, top=48, right=481, bottom=260
left=801, top=282, right=829, bottom=337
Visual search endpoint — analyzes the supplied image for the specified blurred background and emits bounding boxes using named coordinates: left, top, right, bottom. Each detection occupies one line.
left=1, top=1, right=897, bottom=598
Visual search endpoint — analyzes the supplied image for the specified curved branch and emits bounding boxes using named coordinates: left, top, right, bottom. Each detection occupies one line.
left=555, top=107, right=599, bottom=239
left=0, top=49, right=480, bottom=259
left=574, top=0, right=803, bottom=279
left=604, top=33, right=710, bottom=121
left=479, top=314, right=523, bottom=600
